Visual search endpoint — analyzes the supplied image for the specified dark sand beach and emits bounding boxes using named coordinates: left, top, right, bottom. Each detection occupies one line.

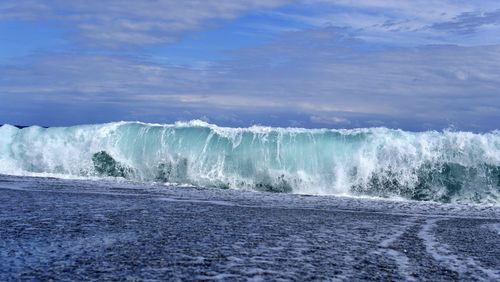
left=1, top=175, right=498, bottom=281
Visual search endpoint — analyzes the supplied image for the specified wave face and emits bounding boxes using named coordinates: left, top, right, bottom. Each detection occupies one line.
left=1, top=121, right=499, bottom=203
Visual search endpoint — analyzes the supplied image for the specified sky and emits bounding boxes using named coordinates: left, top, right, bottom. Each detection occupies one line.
left=1, top=0, right=500, bottom=131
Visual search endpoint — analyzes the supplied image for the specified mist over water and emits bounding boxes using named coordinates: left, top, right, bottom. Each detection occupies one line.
left=0, top=121, right=499, bottom=204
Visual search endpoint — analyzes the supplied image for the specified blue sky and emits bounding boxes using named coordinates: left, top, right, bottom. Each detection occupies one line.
left=1, top=0, right=500, bottom=131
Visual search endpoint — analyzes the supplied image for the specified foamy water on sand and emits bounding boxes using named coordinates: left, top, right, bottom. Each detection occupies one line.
left=0, top=174, right=498, bottom=280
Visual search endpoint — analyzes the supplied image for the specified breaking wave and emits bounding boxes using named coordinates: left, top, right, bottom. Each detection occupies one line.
left=0, top=121, right=499, bottom=204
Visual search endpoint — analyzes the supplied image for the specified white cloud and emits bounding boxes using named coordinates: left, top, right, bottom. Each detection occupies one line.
left=270, top=0, right=500, bottom=46
left=2, top=42, right=500, bottom=130
left=0, top=0, right=292, bottom=46
left=1, top=1, right=500, bottom=130
left=310, top=115, right=350, bottom=125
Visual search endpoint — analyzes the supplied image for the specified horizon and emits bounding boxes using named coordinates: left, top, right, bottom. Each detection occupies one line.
left=3, top=119, right=500, bottom=134
left=1, top=1, right=500, bottom=132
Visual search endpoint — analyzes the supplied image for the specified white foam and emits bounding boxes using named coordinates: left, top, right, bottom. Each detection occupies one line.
left=419, top=219, right=499, bottom=280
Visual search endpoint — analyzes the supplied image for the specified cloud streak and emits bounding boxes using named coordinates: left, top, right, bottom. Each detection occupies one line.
left=267, top=0, right=500, bottom=46
left=2, top=37, right=499, bottom=130
left=1, top=1, right=500, bottom=131
left=431, top=9, right=500, bottom=34
left=0, top=0, right=292, bottom=46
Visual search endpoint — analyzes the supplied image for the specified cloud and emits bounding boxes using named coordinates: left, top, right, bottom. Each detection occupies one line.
left=0, top=0, right=292, bottom=47
left=2, top=36, right=500, bottom=130
left=0, top=1, right=51, bottom=20
left=267, top=1, right=500, bottom=46
left=4, top=1, right=500, bottom=49
left=1, top=1, right=500, bottom=130
left=431, top=9, right=500, bottom=34
left=310, top=115, right=350, bottom=125
left=3, top=0, right=500, bottom=52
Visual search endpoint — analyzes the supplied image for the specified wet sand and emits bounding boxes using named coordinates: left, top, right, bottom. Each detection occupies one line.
left=0, top=175, right=499, bottom=281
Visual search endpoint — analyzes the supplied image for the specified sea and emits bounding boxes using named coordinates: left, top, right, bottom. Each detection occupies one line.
left=1, top=120, right=499, bottom=204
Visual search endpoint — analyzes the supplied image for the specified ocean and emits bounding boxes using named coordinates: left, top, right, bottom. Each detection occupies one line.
left=0, top=121, right=499, bottom=280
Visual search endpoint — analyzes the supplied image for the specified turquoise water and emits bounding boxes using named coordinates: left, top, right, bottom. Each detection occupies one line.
left=1, top=120, right=499, bottom=203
